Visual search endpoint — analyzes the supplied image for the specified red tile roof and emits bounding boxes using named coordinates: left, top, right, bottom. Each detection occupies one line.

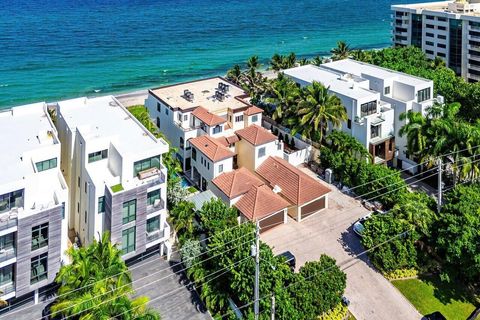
left=235, top=124, right=277, bottom=146
left=244, top=105, right=263, bottom=116
left=235, top=185, right=290, bottom=221
left=189, top=135, right=235, bottom=162
left=211, top=167, right=264, bottom=199
left=216, top=135, right=240, bottom=147
left=192, top=106, right=226, bottom=126
left=256, top=157, right=331, bottom=206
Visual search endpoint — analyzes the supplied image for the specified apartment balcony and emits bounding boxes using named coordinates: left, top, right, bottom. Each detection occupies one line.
left=146, top=221, right=170, bottom=247
left=0, top=281, right=15, bottom=299
left=174, top=121, right=201, bottom=132
left=468, top=64, right=480, bottom=72
left=146, top=198, right=165, bottom=215
left=131, top=166, right=166, bottom=189
left=0, top=247, right=16, bottom=263
left=469, top=24, right=480, bottom=32
left=468, top=34, right=480, bottom=42
left=0, top=211, right=18, bottom=233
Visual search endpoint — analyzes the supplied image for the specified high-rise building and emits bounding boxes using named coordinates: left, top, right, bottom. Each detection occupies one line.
left=392, top=0, right=480, bottom=82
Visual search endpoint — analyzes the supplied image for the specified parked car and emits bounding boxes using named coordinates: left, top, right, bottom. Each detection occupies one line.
left=277, top=251, right=296, bottom=271
left=353, top=212, right=373, bottom=237
left=423, top=311, right=447, bottom=320
left=341, top=296, right=350, bottom=306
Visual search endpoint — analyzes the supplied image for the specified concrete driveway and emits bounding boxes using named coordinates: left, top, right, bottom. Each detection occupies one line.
left=261, top=167, right=422, bottom=320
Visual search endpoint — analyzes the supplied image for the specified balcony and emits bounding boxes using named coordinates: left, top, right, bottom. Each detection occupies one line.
left=0, top=247, right=16, bottom=263
left=0, top=212, right=18, bottom=232
left=135, top=167, right=166, bottom=186
left=0, top=281, right=15, bottom=297
left=146, top=198, right=165, bottom=214
left=146, top=221, right=170, bottom=243
left=468, top=73, right=480, bottom=81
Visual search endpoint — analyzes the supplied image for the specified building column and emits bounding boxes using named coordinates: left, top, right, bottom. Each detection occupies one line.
left=34, top=289, right=39, bottom=305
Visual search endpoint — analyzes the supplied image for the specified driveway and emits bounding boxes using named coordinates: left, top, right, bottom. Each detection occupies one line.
left=261, top=167, right=422, bottom=320
left=0, top=250, right=211, bottom=320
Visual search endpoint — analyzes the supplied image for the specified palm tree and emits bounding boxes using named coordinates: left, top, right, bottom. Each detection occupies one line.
left=311, top=55, right=324, bottom=66
left=247, top=55, right=260, bottom=71
left=286, top=52, right=296, bottom=68
left=264, top=74, right=300, bottom=122
left=270, top=53, right=283, bottom=71
left=169, top=201, right=196, bottom=241
left=399, top=110, right=428, bottom=162
left=297, top=58, right=310, bottom=66
left=51, top=232, right=161, bottom=319
left=330, top=40, right=351, bottom=61
left=226, top=64, right=242, bottom=85
left=289, top=81, right=347, bottom=142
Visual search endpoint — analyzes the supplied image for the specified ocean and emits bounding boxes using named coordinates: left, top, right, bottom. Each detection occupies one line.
left=0, top=0, right=433, bottom=109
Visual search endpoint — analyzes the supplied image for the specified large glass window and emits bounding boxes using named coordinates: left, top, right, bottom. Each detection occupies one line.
left=192, top=148, right=197, bottom=161
left=35, top=158, right=57, bottom=172
left=122, top=227, right=136, bottom=255
left=0, top=233, right=15, bottom=251
left=88, top=150, right=108, bottom=163
left=0, top=265, right=13, bottom=286
left=371, top=125, right=381, bottom=139
left=31, top=253, right=48, bottom=284
left=179, top=137, right=185, bottom=149
left=252, top=115, right=258, bottom=122
left=235, top=115, right=244, bottom=122
left=449, top=19, right=463, bottom=75
left=258, top=147, right=266, bottom=158
left=360, top=101, right=377, bottom=117
left=146, top=216, right=160, bottom=233
left=98, top=196, right=105, bottom=214
left=133, top=156, right=161, bottom=176
left=32, top=223, right=48, bottom=250
left=122, top=200, right=136, bottom=224
left=411, top=14, right=423, bottom=48
left=213, top=125, right=222, bottom=134
left=417, top=88, right=431, bottom=103
left=0, top=189, right=24, bottom=214
left=147, top=189, right=160, bottom=207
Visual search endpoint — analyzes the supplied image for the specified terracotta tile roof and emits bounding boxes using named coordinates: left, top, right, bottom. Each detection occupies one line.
left=192, top=106, right=226, bottom=126
left=211, top=167, right=264, bottom=199
left=235, top=124, right=277, bottom=146
left=235, top=185, right=290, bottom=221
left=244, top=105, right=264, bottom=116
left=216, top=135, right=240, bottom=147
left=256, top=156, right=331, bottom=206
left=189, top=135, right=235, bottom=162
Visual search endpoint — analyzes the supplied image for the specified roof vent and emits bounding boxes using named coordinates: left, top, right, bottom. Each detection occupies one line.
left=183, top=89, right=194, bottom=102
left=272, top=185, right=282, bottom=194
left=109, top=101, right=117, bottom=107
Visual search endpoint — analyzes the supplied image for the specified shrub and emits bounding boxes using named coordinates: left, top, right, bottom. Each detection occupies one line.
left=384, top=268, right=419, bottom=281
left=318, top=303, right=348, bottom=320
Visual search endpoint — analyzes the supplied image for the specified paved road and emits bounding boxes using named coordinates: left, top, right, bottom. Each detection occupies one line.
left=261, top=167, right=422, bottom=320
left=0, top=249, right=211, bottom=320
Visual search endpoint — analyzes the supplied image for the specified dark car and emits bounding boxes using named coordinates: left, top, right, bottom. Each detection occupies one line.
left=423, top=311, right=447, bottom=320
left=277, top=251, right=296, bottom=271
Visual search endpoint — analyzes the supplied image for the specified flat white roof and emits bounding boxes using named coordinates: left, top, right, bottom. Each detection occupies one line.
left=392, top=1, right=451, bottom=12
left=0, top=102, right=57, bottom=185
left=283, top=65, right=377, bottom=100
left=57, top=95, right=168, bottom=156
left=150, top=77, right=249, bottom=113
left=322, top=59, right=432, bottom=87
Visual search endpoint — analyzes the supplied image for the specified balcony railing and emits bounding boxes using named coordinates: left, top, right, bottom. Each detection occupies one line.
left=0, top=282, right=15, bottom=296
left=146, top=221, right=170, bottom=243
left=0, top=212, right=17, bottom=232
left=147, top=198, right=165, bottom=214
left=0, top=247, right=16, bottom=263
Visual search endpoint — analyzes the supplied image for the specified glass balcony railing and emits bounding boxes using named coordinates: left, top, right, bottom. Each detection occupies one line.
left=0, top=247, right=16, bottom=263
left=147, top=198, right=165, bottom=214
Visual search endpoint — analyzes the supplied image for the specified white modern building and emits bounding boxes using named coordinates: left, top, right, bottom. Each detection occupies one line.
left=0, top=103, right=69, bottom=303
left=284, top=59, right=434, bottom=168
left=392, top=0, right=480, bottom=82
left=56, top=96, right=171, bottom=260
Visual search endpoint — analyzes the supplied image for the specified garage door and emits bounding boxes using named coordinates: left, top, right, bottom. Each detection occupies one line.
left=259, top=210, right=284, bottom=233
left=300, top=197, right=326, bottom=220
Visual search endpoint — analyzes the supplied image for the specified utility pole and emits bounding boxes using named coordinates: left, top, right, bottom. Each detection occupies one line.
left=254, top=221, right=260, bottom=320
left=437, top=158, right=443, bottom=213
left=270, top=294, right=275, bottom=320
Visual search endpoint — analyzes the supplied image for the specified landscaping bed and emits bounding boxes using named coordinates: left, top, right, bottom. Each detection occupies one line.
left=392, top=275, right=477, bottom=320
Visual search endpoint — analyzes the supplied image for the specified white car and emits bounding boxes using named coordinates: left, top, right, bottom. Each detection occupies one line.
left=353, top=212, right=373, bottom=237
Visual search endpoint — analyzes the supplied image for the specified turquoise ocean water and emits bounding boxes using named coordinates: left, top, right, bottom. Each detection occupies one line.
left=0, top=0, right=433, bottom=109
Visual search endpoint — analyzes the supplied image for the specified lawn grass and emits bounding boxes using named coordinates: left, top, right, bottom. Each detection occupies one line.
left=111, top=183, right=124, bottom=193
left=392, top=275, right=477, bottom=320
left=187, top=186, right=198, bottom=193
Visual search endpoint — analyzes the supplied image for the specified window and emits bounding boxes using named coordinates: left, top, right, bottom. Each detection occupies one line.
left=0, top=189, right=24, bottom=214
left=78, top=177, right=80, bottom=188
left=98, top=196, right=105, bottom=213
left=156, top=117, right=160, bottom=128
left=426, top=24, right=435, bottom=29
left=88, top=150, right=108, bottom=163
left=426, top=41, right=434, bottom=46
left=165, top=108, right=169, bottom=115
left=371, top=125, right=380, bottom=139
left=384, top=86, right=390, bottom=95
left=122, top=227, right=136, bottom=255
left=347, top=119, right=352, bottom=129
left=146, top=216, right=160, bottom=233
left=85, top=182, right=87, bottom=193
left=177, top=113, right=182, bottom=122
left=213, top=125, right=222, bottom=134
left=147, top=189, right=160, bottom=206
left=426, top=15, right=434, bottom=20
left=133, top=155, right=161, bottom=176
left=35, top=158, right=57, bottom=172
left=438, top=52, right=446, bottom=58
left=84, top=210, right=87, bottom=223
left=0, top=264, right=13, bottom=286
left=61, top=202, right=65, bottom=219
left=438, top=34, right=447, bottom=40
left=122, top=200, right=136, bottom=224
left=438, top=26, right=446, bottom=31
left=157, top=102, right=160, bottom=112
left=32, top=223, right=48, bottom=250
left=180, top=137, right=185, bottom=149
left=30, top=253, right=48, bottom=284
left=184, top=115, right=188, bottom=121
left=449, top=19, right=463, bottom=75
left=426, top=49, right=434, bottom=55
left=0, top=233, right=15, bottom=251
left=192, top=148, right=197, bottom=161
left=360, top=101, right=377, bottom=117
left=207, top=162, right=210, bottom=170
left=417, top=88, right=431, bottom=103
left=218, top=164, right=224, bottom=173
left=252, top=115, right=258, bottom=122
left=235, top=115, right=243, bottom=122
left=437, top=43, right=446, bottom=49
left=438, top=17, right=447, bottom=22
left=258, top=147, right=266, bottom=158
left=77, top=202, right=79, bottom=213
left=426, top=32, right=434, bottom=38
